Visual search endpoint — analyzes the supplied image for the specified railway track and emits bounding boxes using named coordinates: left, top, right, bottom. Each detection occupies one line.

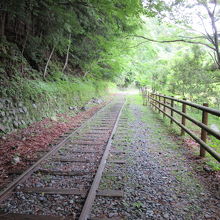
left=0, top=97, right=126, bottom=220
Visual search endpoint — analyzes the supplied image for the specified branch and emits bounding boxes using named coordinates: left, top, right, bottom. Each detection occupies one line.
left=127, top=35, right=216, bottom=51
left=126, top=41, right=149, bottom=49
left=213, top=0, right=217, bottom=14
left=198, top=14, right=215, bottom=45
left=177, top=35, right=205, bottom=40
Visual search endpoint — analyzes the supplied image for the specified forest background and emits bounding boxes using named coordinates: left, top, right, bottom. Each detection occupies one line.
left=0, top=0, right=220, bottom=121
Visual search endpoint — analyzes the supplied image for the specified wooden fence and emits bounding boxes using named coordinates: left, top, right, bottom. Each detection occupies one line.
left=141, top=89, right=220, bottom=163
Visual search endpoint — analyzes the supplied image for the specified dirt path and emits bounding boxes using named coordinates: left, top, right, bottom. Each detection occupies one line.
left=91, top=94, right=220, bottom=219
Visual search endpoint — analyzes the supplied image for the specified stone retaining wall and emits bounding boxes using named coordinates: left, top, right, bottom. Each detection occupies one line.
left=0, top=98, right=37, bottom=134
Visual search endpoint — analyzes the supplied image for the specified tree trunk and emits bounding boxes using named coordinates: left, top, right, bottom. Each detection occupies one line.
left=202, top=1, right=220, bottom=68
left=62, top=34, right=71, bottom=73
left=43, top=46, right=55, bottom=79
left=0, top=12, right=6, bottom=37
left=22, top=24, right=29, bottom=55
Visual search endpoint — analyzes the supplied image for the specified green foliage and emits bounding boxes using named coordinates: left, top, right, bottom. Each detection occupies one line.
left=133, top=17, right=220, bottom=105
left=0, top=0, right=148, bottom=81
left=168, top=46, right=218, bottom=101
left=1, top=0, right=173, bottom=84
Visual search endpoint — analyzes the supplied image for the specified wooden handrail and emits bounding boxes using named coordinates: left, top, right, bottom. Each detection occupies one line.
left=153, top=93, right=220, bottom=117
left=143, top=91, right=220, bottom=163
left=150, top=97, right=220, bottom=140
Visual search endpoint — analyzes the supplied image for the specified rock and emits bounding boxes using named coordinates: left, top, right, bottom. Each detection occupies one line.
left=163, top=213, right=170, bottom=218
left=0, top=111, right=6, bottom=117
left=0, top=102, right=4, bottom=109
left=13, top=121, right=19, bottom=128
left=80, top=106, right=88, bottom=111
left=0, top=125, right=6, bottom=133
left=146, top=210, right=154, bottom=217
left=51, top=116, right=58, bottom=121
left=23, top=107, right=28, bottom=113
left=1, top=136, right=7, bottom=140
left=22, top=137, right=26, bottom=141
left=18, top=102, right=23, bottom=107
left=69, top=106, right=77, bottom=111
left=12, top=109, right=16, bottom=115
left=19, top=108, right=24, bottom=113
left=7, top=116, right=12, bottom=123
left=39, top=196, right=46, bottom=202
left=96, top=99, right=103, bottom=104
left=108, top=213, right=118, bottom=218
left=12, top=156, right=20, bottom=164
left=203, top=165, right=213, bottom=172
left=91, top=97, right=103, bottom=104
left=32, top=103, right=37, bottom=109
left=5, top=99, right=12, bottom=105
left=2, top=118, right=7, bottom=124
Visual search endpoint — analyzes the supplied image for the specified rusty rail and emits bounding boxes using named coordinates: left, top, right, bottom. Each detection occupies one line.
left=142, top=91, right=220, bottom=162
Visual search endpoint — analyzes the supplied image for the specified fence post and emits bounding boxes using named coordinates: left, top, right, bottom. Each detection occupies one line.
left=153, top=94, right=156, bottom=111
left=151, top=93, right=153, bottom=108
left=159, top=95, right=161, bottom=114
left=150, top=93, right=153, bottom=108
left=181, top=98, right=186, bottom=136
left=148, top=91, right=150, bottom=104
left=170, top=96, right=174, bottom=124
left=163, top=96, right=166, bottom=118
left=144, top=91, right=147, bottom=106
left=156, top=94, right=159, bottom=112
left=145, top=91, right=148, bottom=105
left=200, top=103, right=208, bottom=157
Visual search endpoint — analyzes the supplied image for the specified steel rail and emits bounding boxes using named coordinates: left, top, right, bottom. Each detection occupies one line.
left=79, top=98, right=126, bottom=220
left=0, top=101, right=111, bottom=203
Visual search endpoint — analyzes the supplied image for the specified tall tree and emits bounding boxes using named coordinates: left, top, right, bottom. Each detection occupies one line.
left=130, top=0, right=220, bottom=68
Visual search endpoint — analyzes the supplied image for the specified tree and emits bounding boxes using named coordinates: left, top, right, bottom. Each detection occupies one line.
left=130, top=0, right=220, bottom=69
left=167, top=46, right=217, bottom=101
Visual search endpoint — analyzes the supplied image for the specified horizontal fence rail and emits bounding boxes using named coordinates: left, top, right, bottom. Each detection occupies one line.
left=141, top=89, right=220, bottom=163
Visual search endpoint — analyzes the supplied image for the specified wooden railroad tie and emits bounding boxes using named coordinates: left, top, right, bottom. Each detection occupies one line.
left=35, top=169, right=96, bottom=176
left=110, top=150, right=125, bottom=154
left=0, top=213, right=73, bottom=220
left=16, top=187, right=88, bottom=197
left=52, top=158, right=96, bottom=163
left=70, top=141, right=105, bottom=145
left=91, top=218, right=123, bottom=220
left=70, top=150, right=101, bottom=154
left=15, top=187, right=124, bottom=198
left=108, top=160, right=126, bottom=164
